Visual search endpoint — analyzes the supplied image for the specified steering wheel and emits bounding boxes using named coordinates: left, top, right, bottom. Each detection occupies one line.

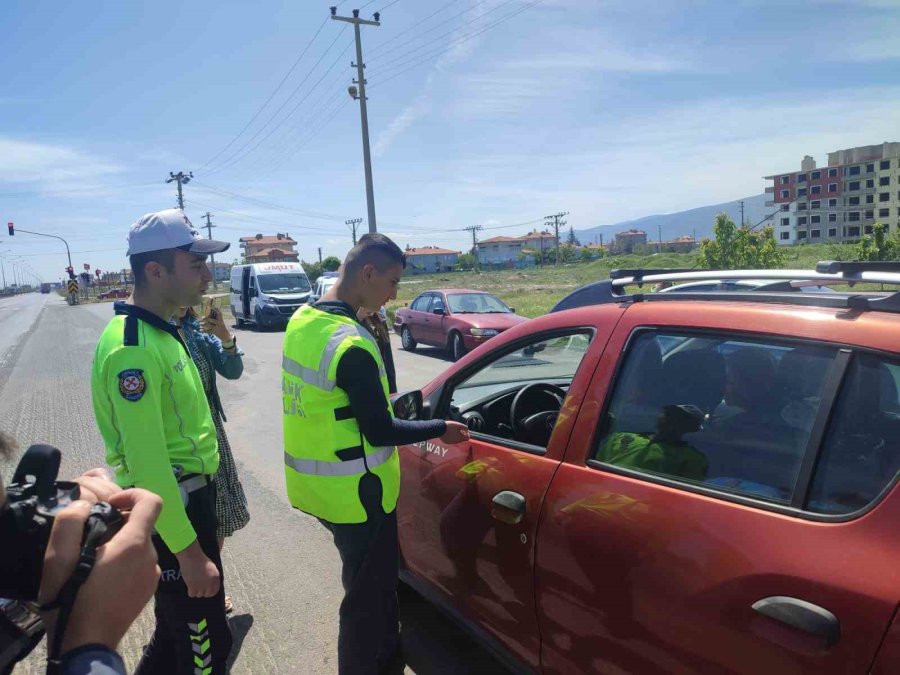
left=510, top=383, right=566, bottom=446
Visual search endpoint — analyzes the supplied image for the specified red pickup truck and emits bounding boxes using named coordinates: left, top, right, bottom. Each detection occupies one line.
left=393, top=262, right=900, bottom=674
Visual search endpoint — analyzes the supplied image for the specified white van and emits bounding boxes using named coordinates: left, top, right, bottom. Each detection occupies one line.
left=230, top=262, right=311, bottom=330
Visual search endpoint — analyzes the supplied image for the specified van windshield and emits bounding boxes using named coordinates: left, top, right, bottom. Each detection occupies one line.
left=258, top=273, right=310, bottom=294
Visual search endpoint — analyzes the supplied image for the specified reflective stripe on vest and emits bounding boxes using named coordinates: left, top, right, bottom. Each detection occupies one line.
left=283, top=445, right=395, bottom=477
left=282, top=323, right=386, bottom=391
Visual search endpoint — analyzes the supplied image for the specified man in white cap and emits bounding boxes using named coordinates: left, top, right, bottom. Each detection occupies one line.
left=90, top=208, right=234, bottom=674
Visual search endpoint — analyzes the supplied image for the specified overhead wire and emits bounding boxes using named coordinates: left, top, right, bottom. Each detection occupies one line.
left=367, top=0, right=493, bottom=62
left=370, top=0, right=547, bottom=88
left=202, top=26, right=351, bottom=176
left=367, top=0, right=464, bottom=56
left=196, top=16, right=331, bottom=172
left=370, top=0, right=544, bottom=82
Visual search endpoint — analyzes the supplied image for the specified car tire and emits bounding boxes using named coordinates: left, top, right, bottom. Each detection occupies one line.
left=449, top=332, right=466, bottom=362
left=401, top=326, right=417, bottom=351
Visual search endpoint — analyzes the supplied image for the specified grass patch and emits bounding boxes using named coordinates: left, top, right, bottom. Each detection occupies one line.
left=386, top=243, right=859, bottom=319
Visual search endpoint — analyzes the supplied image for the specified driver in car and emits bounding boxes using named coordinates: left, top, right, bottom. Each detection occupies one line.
left=597, top=404, right=708, bottom=481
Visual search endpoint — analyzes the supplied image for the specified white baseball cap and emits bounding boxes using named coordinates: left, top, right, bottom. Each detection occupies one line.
left=126, top=208, right=230, bottom=256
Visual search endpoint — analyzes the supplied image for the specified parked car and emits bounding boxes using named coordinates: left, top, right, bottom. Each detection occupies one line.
left=309, top=273, right=338, bottom=304
left=391, top=262, right=900, bottom=675
left=98, top=288, right=129, bottom=299
left=393, top=289, right=528, bottom=361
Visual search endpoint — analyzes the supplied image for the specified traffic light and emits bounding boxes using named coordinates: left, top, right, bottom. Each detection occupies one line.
left=66, top=266, right=75, bottom=280
left=7, top=222, right=13, bottom=236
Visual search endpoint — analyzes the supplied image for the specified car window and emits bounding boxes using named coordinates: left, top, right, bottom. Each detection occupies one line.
left=452, top=332, right=592, bottom=408
left=411, top=295, right=431, bottom=311
left=432, top=295, right=445, bottom=313
left=807, top=354, right=900, bottom=515
left=593, top=331, right=836, bottom=506
left=447, top=292, right=510, bottom=313
left=448, top=331, right=592, bottom=449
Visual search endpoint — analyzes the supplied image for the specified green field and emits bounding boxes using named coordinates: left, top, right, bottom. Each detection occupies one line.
left=388, top=243, right=846, bottom=319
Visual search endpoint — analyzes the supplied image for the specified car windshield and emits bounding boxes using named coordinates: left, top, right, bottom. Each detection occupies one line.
left=258, top=273, right=310, bottom=294
left=447, top=292, right=510, bottom=314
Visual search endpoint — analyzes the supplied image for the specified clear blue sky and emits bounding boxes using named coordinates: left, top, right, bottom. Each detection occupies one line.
left=1, top=0, right=899, bottom=282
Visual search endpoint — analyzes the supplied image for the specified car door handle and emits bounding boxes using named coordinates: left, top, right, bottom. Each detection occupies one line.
left=752, top=596, right=841, bottom=647
left=491, top=491, right=525, bottom=524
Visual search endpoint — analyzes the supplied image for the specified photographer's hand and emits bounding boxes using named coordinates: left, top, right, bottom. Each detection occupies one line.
left=74, top=468, right=120, bottom=503
left=38, top=489, right=162, bottom=654
left=174, top=540, right=221, bottom=598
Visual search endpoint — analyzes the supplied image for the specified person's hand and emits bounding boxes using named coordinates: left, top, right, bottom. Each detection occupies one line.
left=356, top=306, right=377, bottom=322
left=39, top=489, right=162, bottom=654
left=175, top=541, right=221, bottom=598
left=440, top=421, right=470, bottom=445
left=74, top=468, right=121, bottom=503
left=200, top=307, right=232, bottom=343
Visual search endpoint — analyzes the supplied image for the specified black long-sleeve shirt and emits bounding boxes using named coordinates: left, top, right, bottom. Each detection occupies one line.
left=315, top=301, right=446, bottom=446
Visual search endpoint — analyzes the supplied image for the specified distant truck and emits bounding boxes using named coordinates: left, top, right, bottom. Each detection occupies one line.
left=229, top=262, right=311, bottom=330
left=40, top=283, right=51, bottom=294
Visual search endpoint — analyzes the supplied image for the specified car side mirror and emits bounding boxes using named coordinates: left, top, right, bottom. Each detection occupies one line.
left=432, top=307, right=445, bottom=316
left=392, top=390, right=423, bottom=421
left=509, top=307, right=516, bottom=313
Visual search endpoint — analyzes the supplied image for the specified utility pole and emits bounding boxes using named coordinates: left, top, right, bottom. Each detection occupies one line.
left=203, top=212, right=218, bottom=291
left=318, top=247, right=323, bottom=265
left=331, top=7, right=380, bottom=233
left=167, top=171, right=193, bottom=210
left=544, top=212, right=568, bottom=265
left=464, top=224, right=483, bottom=272
left=345, top=218, right=362, bottom=245
left=740, top=199, right=745, bottom=227
left=658, top=224, right=662, bottom=253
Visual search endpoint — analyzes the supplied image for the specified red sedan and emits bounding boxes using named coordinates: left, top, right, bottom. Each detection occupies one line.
left=391, top=263, right=900, bottom=674
left=393, top=289, right=527, bottom=361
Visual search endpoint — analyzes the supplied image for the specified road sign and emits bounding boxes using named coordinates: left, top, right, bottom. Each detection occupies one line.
left=67, top=280, right=79, bottom=294
left=83, top=263, right=90, bottom=271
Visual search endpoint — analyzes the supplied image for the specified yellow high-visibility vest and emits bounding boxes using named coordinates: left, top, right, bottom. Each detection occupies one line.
left=282, top=305, right=399, bottom=523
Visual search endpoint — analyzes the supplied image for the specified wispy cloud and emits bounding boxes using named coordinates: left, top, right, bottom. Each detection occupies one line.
left=0, top=137, right=123, bottom=194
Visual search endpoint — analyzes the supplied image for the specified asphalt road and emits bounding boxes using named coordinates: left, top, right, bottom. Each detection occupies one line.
left=0, top=293, right=511, bottom=674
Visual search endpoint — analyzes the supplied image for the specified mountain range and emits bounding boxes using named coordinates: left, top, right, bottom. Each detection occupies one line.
left=575, top=193, right=771, bottom=245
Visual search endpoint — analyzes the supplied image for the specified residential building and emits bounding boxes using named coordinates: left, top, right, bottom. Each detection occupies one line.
left=207, top=261, right=231, bottom=282
left=403, top=246, right=461, bottom=275
left=660, top=235, right=697, bottom=253
left=239, top=233, right=300, bottom=262
left=477, top=229, right=558, bottom=267
left=611, top=229, right=648, bottom=254
left=764, top=142, right=900, bottom=245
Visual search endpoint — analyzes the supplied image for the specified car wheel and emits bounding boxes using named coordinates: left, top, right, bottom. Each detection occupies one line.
left=401, top=326, right=417, bottom=351
left=450, top=332, right=466, bottom=361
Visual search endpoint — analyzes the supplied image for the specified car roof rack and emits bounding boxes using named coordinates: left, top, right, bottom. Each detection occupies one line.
left=551, top=260, right=900, bottom=314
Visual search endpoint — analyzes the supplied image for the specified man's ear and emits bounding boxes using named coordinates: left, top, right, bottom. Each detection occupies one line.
left=144, top=261, right=164, bottom=283
left=361, top=263, right=377, bottom=283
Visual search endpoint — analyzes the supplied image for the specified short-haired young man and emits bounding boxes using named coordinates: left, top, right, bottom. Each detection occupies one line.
left=90, top=208, right=233, bottom=674
left=282, top=233, right=469, bottom=674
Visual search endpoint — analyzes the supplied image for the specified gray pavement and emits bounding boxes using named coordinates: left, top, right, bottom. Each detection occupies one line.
left=1, top=296, right=510, bottom=674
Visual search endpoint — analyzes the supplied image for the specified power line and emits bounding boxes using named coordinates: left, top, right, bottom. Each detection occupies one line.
left=191, top=182, right=349, bottom=221
left=202, top=26, right=351, bottom=176
left=196, top=16, right=331, bottom=172
left=368, top=0, right=464, bottom=57
left=370, top=0, right=546, bottom=86
left=375, top=0, right=403, bottom=13
left=368, top=0, right=490, bottom=61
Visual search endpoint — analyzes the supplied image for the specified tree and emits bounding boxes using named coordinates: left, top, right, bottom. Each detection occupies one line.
left=457, top=252, right=476, bottom=270
left=857, top=222, right=900, bottom=261
left=697, top=212, right=784, bottom=269
left=302, top=260, right=323, bottom=280
left=322, top=255, right=341, bottom=272
left=567, top=226, right=580, bottom=247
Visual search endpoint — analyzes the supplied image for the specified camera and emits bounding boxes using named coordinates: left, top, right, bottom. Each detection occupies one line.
left=1, top=444, right=122, bottom=602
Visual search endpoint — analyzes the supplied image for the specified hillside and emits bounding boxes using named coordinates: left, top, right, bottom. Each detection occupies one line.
left=575, top=193, right=770, bottom=245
